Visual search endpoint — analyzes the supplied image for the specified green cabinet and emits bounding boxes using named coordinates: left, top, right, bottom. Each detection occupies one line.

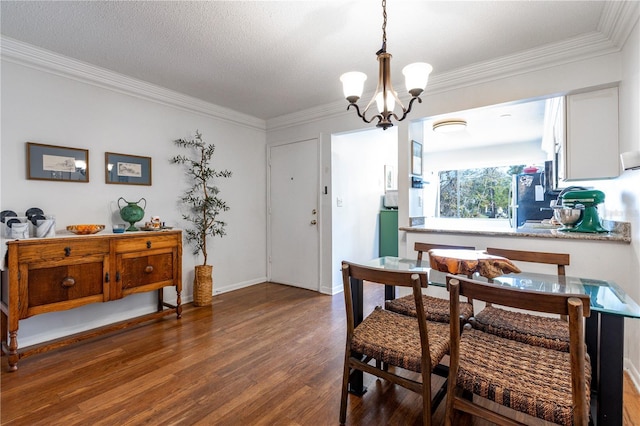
left=379, top=209, right=398, bottom=257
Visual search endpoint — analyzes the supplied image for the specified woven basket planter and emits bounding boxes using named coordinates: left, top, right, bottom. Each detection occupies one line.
left=193, top=265, right=213, bottom=306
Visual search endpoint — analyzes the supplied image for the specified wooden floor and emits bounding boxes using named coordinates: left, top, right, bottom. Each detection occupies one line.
left=2, top=282, right=639, bottom=425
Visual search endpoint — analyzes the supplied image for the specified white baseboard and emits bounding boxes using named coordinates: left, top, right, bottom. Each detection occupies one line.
left=625, top=358, right=640, bottom=393
left=212, top=277, right=267, bottom=296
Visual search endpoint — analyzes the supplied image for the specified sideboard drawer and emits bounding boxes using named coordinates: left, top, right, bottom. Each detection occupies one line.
left=18, top=239, right=110, bottom=263
left=114, top=233, right=179, bottom=253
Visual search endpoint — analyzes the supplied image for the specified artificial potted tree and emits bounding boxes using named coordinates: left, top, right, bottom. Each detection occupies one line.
left=171, top=130, right=232, bottom=306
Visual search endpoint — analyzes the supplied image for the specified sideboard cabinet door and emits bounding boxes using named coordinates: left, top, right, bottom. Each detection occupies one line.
left=26, top=258, right=108, bottom=317
left=118, top=251, right=176, bottom=295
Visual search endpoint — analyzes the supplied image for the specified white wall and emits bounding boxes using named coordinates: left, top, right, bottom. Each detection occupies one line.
left=331, top=127, right=397, bottom=288
left=1, top=60, right=267, bottom=346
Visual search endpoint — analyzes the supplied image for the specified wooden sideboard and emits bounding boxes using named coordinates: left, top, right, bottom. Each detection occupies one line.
left=1, top=230, right=182, bottom=371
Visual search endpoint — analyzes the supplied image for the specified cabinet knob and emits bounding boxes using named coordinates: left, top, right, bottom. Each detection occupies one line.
left=146, top=241, right=152, bottom=249
left=144, top=265, right=154, bottom=274
left=64, top=247, right=71, bottom=256
left=61, top=277, right=76, bottom=288
left=105, top=272, right=110, bottom=283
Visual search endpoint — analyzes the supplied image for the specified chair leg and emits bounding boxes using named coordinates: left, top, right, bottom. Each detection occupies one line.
left=339, top=354, right=351, bottom=424
left=445, top=383, right=463, bottom=426
left=422, top=371, right=432, bottom=426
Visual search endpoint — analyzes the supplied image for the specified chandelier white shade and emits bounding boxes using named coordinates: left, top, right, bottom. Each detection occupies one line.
left=340, top=0, right=432, bottom=130
left=402, top=62, right=433, bottom=95
left=340, top=72, right=367, bottom=103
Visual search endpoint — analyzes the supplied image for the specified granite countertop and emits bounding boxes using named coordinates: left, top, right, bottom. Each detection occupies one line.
left=400, top=219, right=631, bottom=243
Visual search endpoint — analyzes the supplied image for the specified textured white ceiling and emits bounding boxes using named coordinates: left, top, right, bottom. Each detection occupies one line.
left=1, top=1, right=608, bottom=120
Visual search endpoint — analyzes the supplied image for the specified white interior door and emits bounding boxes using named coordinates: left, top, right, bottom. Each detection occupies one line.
left=269, top=139, right=319, bottom=291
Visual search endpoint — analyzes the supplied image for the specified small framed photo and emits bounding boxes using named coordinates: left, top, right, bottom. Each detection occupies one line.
left=411, top=140, right=423, bottom=176
left=27, top=142, right=89, bottom=182
left=105, top=152, right=152, bottom=185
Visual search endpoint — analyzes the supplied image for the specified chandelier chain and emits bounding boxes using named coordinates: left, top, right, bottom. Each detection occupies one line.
left=381, top=0, right=387, bottom=50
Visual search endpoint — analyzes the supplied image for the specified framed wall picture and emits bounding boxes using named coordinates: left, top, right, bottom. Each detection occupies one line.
left=27, top=142, right=89, bottom=182
left=105, top=152, right=152, bottom=185
left=411, top=140, right=423, bottom=176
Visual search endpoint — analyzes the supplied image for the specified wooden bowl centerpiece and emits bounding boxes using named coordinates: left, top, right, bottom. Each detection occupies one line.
left=66, top=224, right=106, bottom=235
left=428, top=249, right=521, bottom=278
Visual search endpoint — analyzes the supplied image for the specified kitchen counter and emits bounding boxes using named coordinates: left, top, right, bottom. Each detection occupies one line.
left=400, top=219, right=630, bottom=243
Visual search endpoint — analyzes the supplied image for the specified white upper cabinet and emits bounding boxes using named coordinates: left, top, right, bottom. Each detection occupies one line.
left=565, top=87, right=620, bottom=180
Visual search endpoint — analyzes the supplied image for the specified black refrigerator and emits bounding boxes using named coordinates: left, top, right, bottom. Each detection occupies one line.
left=510, top=172, right=556, bottom=227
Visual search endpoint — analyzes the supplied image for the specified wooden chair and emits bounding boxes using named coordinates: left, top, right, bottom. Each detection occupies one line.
left=385, top=242, right=475, bottom=323
left=340, top=261, right=450, bottom=425
left=472, top=248, right=572, bottom=351
left=445, top=275, right=591, bottom=426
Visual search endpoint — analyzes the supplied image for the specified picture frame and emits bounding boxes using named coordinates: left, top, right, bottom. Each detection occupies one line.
left=384, top=164, right=397, bottom=191
left=105, top=152, right=152, bottom=186
left=411, top=140, right=423, bottom=176
left=27, top=142, right=89, bottom=182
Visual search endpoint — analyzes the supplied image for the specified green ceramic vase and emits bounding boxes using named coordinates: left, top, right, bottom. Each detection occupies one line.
left=117, top=197, right=146, bottom=231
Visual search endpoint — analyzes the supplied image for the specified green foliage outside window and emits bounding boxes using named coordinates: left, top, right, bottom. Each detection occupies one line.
left=439, top=165, right=524, bottom=218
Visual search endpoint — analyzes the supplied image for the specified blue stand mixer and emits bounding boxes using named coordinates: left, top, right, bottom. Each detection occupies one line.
left=559, top=189, right=608, bottom=233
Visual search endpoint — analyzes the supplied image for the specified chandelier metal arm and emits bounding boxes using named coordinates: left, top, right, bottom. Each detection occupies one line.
left=392, top=96, right=422, bottom=123
left=346, top=103, right=384, bottom=127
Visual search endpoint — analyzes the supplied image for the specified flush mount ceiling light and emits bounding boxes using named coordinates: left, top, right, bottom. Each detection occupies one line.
left=432, top=119, right=467, bottom=133
left=340, top=0, right=433, bottom=130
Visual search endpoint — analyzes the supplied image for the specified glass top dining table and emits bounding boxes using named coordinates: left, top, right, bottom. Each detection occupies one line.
left=355, top=256, right=640, bottom=425
left=365, top=256, right=640, bottom=319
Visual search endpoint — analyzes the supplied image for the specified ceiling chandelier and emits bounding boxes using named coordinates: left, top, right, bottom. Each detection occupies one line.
left=340, top=0, right=432, bottom=130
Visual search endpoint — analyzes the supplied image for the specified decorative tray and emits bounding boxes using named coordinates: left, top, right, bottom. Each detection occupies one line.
left=140, top=226, right=173, bottom=231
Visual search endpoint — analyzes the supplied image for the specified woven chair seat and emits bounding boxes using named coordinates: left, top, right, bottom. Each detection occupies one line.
left=458, top=328, right=591, bottom=426
left=473, top=305, right=570, bottom=351
left=352, top=307, right=450, bottom=372
left=385, top=294, right=474, bottom=323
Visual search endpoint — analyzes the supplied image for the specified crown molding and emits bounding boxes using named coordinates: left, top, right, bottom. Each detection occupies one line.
left=0, top=36, right=266, bottom=132
left=599, top=0, right=640, bottom=48
left=268, top=3, right=639, bottom=132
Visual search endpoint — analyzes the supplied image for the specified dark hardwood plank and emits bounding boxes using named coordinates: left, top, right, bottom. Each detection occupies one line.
left=1, top=282, right=638, bottom=425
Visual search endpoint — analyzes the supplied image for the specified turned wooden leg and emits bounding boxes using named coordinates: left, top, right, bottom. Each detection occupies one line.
left=7, top=330, right=18, bottom=371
